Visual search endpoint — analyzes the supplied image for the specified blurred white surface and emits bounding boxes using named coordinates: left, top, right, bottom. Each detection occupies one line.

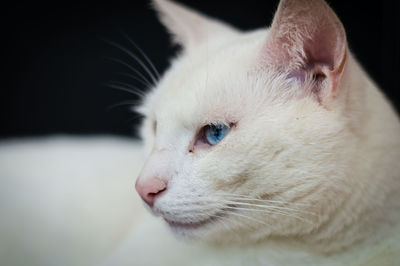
left=0, top=136, right=146, bottom=266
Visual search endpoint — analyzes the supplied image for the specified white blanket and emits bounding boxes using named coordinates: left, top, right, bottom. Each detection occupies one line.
left=0, top=136, right=146, bottom=266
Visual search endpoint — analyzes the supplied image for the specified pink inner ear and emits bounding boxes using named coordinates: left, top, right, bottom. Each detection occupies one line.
left=262, top=0, right=347, bottom=96
left=302, top=22, right=346, bottom=71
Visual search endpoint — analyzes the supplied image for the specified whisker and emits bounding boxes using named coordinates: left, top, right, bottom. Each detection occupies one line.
left=108, top=81, right=146, bottom=97
left=102, top=39, right=158, bottom=85
left=220, top=204, right=313, bottom=224
left=167, top=202, right=294, bottom=220
left=120, top=31, right=161, bottom=79
left=215, top=192, right=310, bottom=206
left=220, top=210, right=268, bottom=226
left=223, top=205, right=280, bottom=214
left=220, top=200, right=318, bottom=217
left=167, top=202, right=302, bottom=220
left=106, top=83, right=145, bottom=98
left=106, top=100, right=141, bottom=111
left=167, top=196, right=315, bottom=225
left=116, top=72, right=154, bottom=89
left=104, top=56, right=153, bottom=88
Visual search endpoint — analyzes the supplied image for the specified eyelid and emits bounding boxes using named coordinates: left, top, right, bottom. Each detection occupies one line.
left=190, top=122, right=237, bottom=153
left=189, top=126, right=207, bottom=153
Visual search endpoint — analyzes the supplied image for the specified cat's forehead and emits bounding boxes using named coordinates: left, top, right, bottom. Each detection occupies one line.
left=145, top=30, right=278, bottom=124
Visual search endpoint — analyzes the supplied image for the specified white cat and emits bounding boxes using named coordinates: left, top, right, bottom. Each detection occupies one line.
left=1, top=0, right=399, bottom=265
left=108, top=0, right=400, bottom=264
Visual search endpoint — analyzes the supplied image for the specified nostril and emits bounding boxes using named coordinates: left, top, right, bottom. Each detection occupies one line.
left=148, top=187, right=166, bottom=198
left=136, top=178, right=168, bottom=207
left=145, top=185, right=167, bottom=206
left=147, top=187, right=166, bottom=201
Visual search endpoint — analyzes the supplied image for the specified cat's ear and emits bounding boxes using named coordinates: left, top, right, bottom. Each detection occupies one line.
left=152, top=0, right=239, bottom=50
left=264, top=0, right=347, bottom=99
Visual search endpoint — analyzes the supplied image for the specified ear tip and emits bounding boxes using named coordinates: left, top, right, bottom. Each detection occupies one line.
left=151, top=0, right=165, bottom=10
left=151, top=0, right=172, bottom=14
left=152, top=0, right=167, bottom=5
left=151, top=0, right=175, bottom=10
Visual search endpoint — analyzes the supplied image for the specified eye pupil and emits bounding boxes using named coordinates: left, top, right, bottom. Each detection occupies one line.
left=214, top=127, right=221, bottom=137
left=205, top=124, right=230, bottom=145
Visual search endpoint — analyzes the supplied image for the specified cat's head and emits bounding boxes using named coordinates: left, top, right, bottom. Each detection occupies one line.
left=135, top=0, right=355, bottom=244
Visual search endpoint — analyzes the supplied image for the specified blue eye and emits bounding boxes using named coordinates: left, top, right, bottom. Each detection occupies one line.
left=204, top=124, right=230, bottom=145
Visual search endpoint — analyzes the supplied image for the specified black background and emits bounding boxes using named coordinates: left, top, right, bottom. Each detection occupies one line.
left=2, top=0, right=399, bottom=139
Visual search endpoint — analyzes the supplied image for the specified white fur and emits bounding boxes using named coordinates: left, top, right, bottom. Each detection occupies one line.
left=1, top=0, right=400, bottom=265
left=137, top=0, right=400, bottom=253
left=134, top=0, right=400, bottom=262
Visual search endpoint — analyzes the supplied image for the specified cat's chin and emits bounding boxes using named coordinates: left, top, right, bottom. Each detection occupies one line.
left=162, top=214, right=230, bottom=241
left=164, top=215, right=217, bottom=232
left=159, top=204, right=243, bottom=240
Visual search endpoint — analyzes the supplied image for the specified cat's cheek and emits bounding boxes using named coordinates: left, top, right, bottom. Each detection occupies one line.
left=193, top=155, right=243, bottom=190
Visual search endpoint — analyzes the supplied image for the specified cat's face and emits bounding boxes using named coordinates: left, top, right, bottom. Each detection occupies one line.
left=136, top=0, right=352, bottom=243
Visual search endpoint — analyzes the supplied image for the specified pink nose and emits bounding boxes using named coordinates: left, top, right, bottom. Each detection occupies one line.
left=135, top=177, right=167, bottom=206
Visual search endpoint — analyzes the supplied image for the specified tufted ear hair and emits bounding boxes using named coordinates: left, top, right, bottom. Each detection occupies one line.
left=263, top=0, right=347, bottom=99
left=152, top=0, right=239, bottom=51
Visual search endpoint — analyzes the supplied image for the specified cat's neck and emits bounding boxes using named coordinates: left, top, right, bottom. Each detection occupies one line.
left=298, top=54, right=400, bottom=253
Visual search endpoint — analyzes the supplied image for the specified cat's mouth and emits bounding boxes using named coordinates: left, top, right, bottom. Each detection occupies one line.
left=162, top=205, right=236, bottom=231
left=164, top=216, right=217, bottom=230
